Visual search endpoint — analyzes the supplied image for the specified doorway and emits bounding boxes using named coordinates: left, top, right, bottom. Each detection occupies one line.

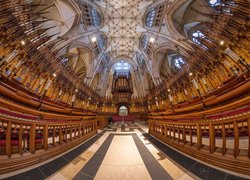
left=119, top=106, right=128, bottom=116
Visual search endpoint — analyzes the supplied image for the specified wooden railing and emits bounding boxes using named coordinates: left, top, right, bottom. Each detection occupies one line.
left=0, top=113, right=98, bottom=174
left=148, top=113, right=250, bottom=175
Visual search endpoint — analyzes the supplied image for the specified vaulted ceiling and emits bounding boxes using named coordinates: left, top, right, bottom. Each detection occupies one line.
left=28, top=0, right=225, bottom=97
left=95, top=0, right=147, bottom=59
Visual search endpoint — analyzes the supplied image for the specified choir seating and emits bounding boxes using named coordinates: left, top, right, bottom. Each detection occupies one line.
left=0, top=105, right=108, bottom=174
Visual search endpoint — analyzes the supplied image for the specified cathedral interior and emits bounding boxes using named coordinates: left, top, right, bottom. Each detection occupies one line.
left=0, top=0, right=249, bottom=179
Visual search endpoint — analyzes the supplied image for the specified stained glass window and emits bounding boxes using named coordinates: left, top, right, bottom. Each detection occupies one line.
left=142, top=35, right=149, bottom=50
left=192, top=30, right=205, bottom=44
left=114, top=61, right=131, bottom=71
left=209, top=0, right=218, bottom=5
left=145, top=5, right=165, bottom=27
left=90, top=7, right=101, bottom=26
left=174, top=57, right=185, bottom=69
left=146, top=9, right=156, bottom=27
left=98, top=35, right=105, bottom=50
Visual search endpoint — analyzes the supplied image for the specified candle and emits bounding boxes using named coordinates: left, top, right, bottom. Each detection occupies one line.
left=192, top=79, right=199, bottom=89
left=5, top=50, right=18, bottom=63
left=202, top=78, right=207, bottom=84
left=44, top=80, right=52, bottom=90
left=72, top=94, right=76, bottom=102
left=224, top=60, right=231, bottom=68
left=15, top=61, right=22, bottom=68
left=58, top=89, right=62, bottom=96
left=184, top=89, right=188, bottom=95
left=39, top=79, right=45, bottom=85
left=168, top=94, right=173, bottom=102
left=156, top=100, right=159, bottom=107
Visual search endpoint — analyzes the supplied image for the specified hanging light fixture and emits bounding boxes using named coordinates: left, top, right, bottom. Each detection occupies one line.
left=219, top=40, right=225, bottom=46
left=91, top=36, right=97, bottom=43
left=21, top=40, right=25, bottom=45
left=149, top=37, right=155, bottom=43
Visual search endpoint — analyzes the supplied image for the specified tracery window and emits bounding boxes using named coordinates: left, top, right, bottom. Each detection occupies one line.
left=145, top=4, right=165, bottom=27
left=209, top=0, right=219, bottom=6
left=142, top=35, right=149, bottom=50
left=136, top=52, right=145, bottom=66
left=90, top=7, right=101, bottom=26
left=174, top=57, right=185, bottom=69
left=192, top=30, right=205, bottom=44
left=208, top=0, right=234, bottom=13
left=145, top=9, right=156, bottom=27
left=113, top=61, right=131, bottom=72
left=191, top=30, right=209, bottom=50
left=92, top=35, right=106, bottom=55
left=81, top=4, right=101, bottom=27
left=98, top=35, right=105, bottom=50
left=62, top=57, right=69, bottom=64
left=141, top=35, right=152, bottom=55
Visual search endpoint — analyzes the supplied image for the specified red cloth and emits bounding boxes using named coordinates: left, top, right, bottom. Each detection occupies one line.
left=0, top=108, right=38, bottom=120
left=112, top=115, right=134, bottom=122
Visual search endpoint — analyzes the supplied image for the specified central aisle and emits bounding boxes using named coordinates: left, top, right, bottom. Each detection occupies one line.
left=45, top=123, right=186, bottom=180
left=94, top=135, right=151, bottom=180
left=63, top=123, right=192, bottom=180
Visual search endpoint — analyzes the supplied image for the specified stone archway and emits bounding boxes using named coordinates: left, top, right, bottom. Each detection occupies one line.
left=119, top=106, right=128, bottom=116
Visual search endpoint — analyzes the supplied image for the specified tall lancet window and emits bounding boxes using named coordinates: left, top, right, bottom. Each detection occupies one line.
left=90, top=7, right=101, bottom=26
left=146, top=9, right=156, bottom=27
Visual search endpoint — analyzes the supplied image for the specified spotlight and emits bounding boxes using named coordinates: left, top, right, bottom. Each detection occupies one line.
left=189, top=72, right=193, bottom=76
left=91, top=36, right=97, bottom=43
left=149, top=37, right=155, bottom=43
left=220, top=40, right=225, bottom=45
left=167, top=89, right=171, bottom=92
left=75, top=89, right=78, bottom=92
left=53, top=73, right=57, bottom=77
left=21, top=40, right=25, bottom=45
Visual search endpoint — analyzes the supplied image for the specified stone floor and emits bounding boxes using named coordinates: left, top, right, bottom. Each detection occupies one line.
left=1, top=122, right=249, bottom=180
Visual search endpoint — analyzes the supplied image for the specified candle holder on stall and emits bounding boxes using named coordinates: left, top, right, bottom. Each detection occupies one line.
left=57, top=89, right=63, bottom=102
left=38, top=80, right=51, bottom=110
left=38, top=89, right=47, bottom=110
left=169, top=101, right=175, bottom=114
left=71, top=94, right=76, bottom=108
left=168, top=94, right=175, bottom=114
left=196, top=88, right=206, bottom=110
